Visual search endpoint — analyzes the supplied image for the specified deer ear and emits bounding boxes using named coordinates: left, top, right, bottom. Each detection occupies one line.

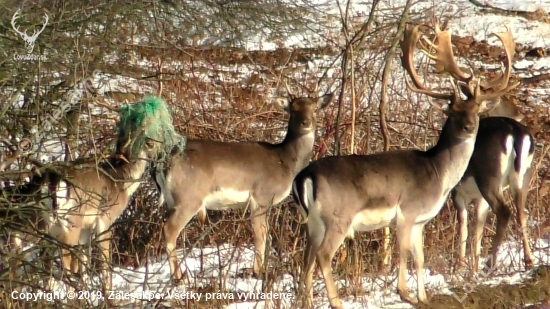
left=317, top=93, right=334, bottom=110
left=427, top=97, right=450, bottom=112
left=478, top=98, right=501, bottom=114
left=274, top=97, right=290, bottom=112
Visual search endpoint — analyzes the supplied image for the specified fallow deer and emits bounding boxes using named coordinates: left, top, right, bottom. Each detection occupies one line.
left=35, top=133, right=158, bottom=293
left=381, top=84, right=544, bottom=270
left=452, top=113, right=536, bottom=271
left=448, top=53, right=537, bottom=271
left=291, top=22, right=519, bottom=307
left=154, top=85, right=334, bottom=282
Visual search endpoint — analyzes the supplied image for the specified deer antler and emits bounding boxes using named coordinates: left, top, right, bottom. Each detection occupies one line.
left=400, top=24, right=458, bottom=101
left=473, top=27, right=520, bottom=102
left=284, top=79, right=295, bottom=99
left=418, top=22, right=474, bottom=83
left=400, top=21, right=519, bottom=104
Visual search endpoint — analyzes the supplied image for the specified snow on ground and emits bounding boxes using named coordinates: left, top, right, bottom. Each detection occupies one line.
left=31, top=234, right=550, bottom=308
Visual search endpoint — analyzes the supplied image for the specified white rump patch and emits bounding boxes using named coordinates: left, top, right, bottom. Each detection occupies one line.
left=202, top=188, right=251, bottom=211
left=292, top=177, right=314, bottom=221
left=48, top=181, right=77, bottom=237
left=303, top=178, right=314, bottom=210
left=56, top=181, right=72, bottom=212
left=517, top=135, right=533, bottom=186
left=306, top=200, right=326, bottom=239
left=501, top=135, right=514, bottom=180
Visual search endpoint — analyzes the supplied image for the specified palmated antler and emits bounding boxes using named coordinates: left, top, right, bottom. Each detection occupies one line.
left=418, top=22, right=474, bottom=83
left=400, top=24, right=460, bottom=101
left=472, top=28, right=520, bottom=101
left=401, top=21, right=520, bottom=103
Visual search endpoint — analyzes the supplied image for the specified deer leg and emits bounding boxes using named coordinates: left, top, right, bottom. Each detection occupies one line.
left=396, top=221, right=415, bottom=304
left=96, top=227, right=112, bottom=293
left=473, top=198, right=490, bottom=272
left=56, top=226, right=82, bottom=290
left=381, top=227, right=392, bottom=271
left=482, top=193, right=510, bottom=271
left=250, top=201, right=268, bottom=278
left=163, top=204, right=200, bottom=284
left=77, top=228, right=93, bottom=277
left=60, top=233, right=79, bottom=273
left=302, top=222, right=324, bottom=308
left=511, top=167, right=535, bottom=269
left=410, top=223, right=427, bottom=303
left=452, top=189, right=469, bottom=268
left=316, top=229, right=347, bottom=309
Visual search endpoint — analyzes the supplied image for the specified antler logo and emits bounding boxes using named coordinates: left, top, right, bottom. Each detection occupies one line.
left=11, top=9, right=48, bottom=54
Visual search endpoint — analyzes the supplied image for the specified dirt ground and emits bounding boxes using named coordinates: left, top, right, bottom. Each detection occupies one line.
left=416, top=266, right=550, bottom=309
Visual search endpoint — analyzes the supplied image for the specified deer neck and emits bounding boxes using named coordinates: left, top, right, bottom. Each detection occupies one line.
left=117, top=151, right=149, bottom=196
left=278, top=128, right=316, bottom=171
left=428, top=119, right=476, bottom=190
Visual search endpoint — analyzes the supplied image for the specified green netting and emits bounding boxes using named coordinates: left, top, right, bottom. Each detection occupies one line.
left=116, top=96, right=186, bottom=161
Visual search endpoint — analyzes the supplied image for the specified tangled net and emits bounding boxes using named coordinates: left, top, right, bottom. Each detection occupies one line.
left=116, top=96, right=186, bottom=162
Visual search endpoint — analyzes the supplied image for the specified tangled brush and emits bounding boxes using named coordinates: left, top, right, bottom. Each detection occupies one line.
left=116, top=96, right=186, bottom=162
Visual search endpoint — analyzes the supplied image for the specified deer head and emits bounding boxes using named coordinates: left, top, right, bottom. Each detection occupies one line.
left=11, top=9, right=49, bottom=54
left=400, top=22, right=520, bottom=118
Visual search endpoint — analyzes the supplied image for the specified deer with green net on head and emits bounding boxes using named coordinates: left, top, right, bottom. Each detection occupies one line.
left=9, top=96, right=185, bottom=301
